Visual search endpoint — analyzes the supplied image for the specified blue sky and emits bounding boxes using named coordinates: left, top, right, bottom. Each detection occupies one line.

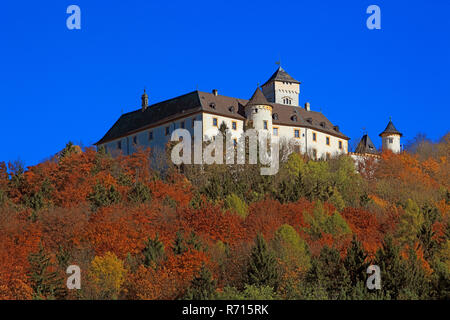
left=1, top=0, right=449, bottom=166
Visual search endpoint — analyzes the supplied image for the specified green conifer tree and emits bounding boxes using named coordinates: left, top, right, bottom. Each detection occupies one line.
left=344, top=236, right=369, bottom=287
left=173, top=231, right=188, bottom=255
left=142, top=234, right=165, bottom=267
left=246, top=234, right=279, bottom=290
left=184, top=265, right=217, bottom=300
left=28, top=245, right=66, bottom=300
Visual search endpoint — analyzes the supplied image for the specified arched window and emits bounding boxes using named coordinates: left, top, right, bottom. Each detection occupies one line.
left=283, top=97, right=292, bottom=105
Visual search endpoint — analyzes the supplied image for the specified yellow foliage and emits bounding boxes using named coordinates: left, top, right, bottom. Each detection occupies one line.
left=89, top=252, right=127, bottom=299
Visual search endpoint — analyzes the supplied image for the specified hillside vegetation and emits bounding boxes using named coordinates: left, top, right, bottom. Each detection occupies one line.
left=0, top=134, right=448, bottom=300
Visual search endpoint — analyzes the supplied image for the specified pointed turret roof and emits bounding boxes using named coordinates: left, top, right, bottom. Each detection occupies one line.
left=246, top=87, right=271, bottom=107
left=262, top=66, right=300, bottom=86
left=379, top=119, right=402, bottom=137
left=355, top=134, right=378, bottom=154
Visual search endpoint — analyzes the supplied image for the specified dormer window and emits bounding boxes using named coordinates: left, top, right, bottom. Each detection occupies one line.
left=306, top=118, right=313, bottom=124
left=272, top=113, right=279, bottom=120
left=291, top=115, right=297, bottom=122
left=229, top=106, right=235, bottom=113
left=320, top=122, right=326, bottom=128
left=209, top=102, right=216, bottom=109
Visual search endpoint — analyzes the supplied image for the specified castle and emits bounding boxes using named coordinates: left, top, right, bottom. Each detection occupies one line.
left=95, top=66, right=402, bottom=159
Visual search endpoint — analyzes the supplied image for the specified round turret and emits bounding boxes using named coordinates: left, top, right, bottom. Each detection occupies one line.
left=379, top=118, right=402, bottom=153
left=245, top=87, right=273, bottom=132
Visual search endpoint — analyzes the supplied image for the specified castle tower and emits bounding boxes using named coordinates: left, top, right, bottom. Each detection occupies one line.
left=379, top=118, right=403, bottom=153
left=355, top=134, right=378, bottom=155
left=261, top=66, right=300, bottom=106
left=245, top=87, right=273, bottom=132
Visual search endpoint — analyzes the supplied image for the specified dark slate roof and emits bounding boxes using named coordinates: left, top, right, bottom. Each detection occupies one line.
left=355, top=134, right=378, bottom=155
left=246, top=87, right=271, bottom=107
left=95, top=90, right=349, bottom=145
left=379, top=119, right=402, bottom=137
left=262, top=66, right=300, bottom=86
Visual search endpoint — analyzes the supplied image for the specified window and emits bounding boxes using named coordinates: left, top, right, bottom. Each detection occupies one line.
left=326, top=137, right=330, bottom=146
left=312, top=149, right=317, bottom=160
left=117, top=141, right=122, bottom=150
left=339, top=141, right=343, bottom=150
left=232, top=121, right=237, bottom=130
left=294, top=129, right=300, bottom=138
left=133, top=136, right=137, bottom=144
left=180, top=121, right=185, bottom=129
left=273, top=127, right=279, bottom=136
left=213, top=118, right=218, bottom=127
left=149, top=131, right=153, bottom=141
left=283, top=97, right=292, bottom=105
left=389, top=138, right=393, bottom=144
left=165, top=126, right=170, bottom=136
left=233, top=138, right=237, bottom=147
left=263, top=120, right=268, bottom=130
left=272, top=113, right=279, bottom=120
left=312, top=132, right=317, bottom=142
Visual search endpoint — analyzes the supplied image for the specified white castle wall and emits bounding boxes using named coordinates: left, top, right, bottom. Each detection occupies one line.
left=100, top=113, right=203, bottom=157
left=202, top=113, right=244, bottom=141
left=99, top=113, right=347, bottom=162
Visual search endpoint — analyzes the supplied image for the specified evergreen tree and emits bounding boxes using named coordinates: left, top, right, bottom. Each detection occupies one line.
left=399, top=246, right=430, bottom=299
left=418, top=204, right=440, bottom=260
left=28, top=245, right=66, bottom=300
left=186, top=231, right=205, bottom=251
left=374, top=236, right=407, bottom=299
left=304, top=245, right=350, bottom=299
left=344, top=236, right=369, bottom=287
left=142, top=234, right=165, bottom=267
left=127, top=181, right=151, bottom=204
left=184, top=265, right=217, bottom=300
left=246, top=234, right=279, bottom=290
left=173, top=231, right=188, bottom=255
left=87, top=183, right=121, bottom=210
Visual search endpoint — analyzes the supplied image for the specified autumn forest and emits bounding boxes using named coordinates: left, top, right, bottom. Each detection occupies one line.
left=0, top=134, right=448, bottom=300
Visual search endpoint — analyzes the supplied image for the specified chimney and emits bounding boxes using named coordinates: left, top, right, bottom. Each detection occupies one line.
left=212, top=89, right=218, bottom=96
left=304, top=102, right=310, bottom=111
left=141, top=89, right=148, bottom=111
